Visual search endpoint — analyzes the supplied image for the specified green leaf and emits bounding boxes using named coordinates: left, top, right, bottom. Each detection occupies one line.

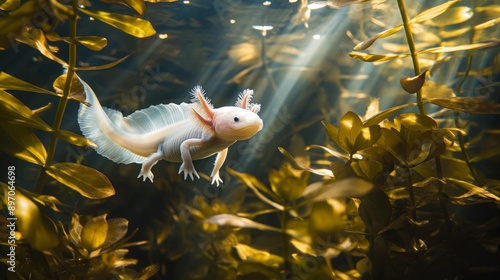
left=81, top=214, right=109, bottom=255
left=349, top=51, right=409, bottom=62
left=1, top=183, right=59, bottom=251
left=445, top=177, right=500, bottom=202
left=77, top=36, right=108, bottom=51
left=78, top=8, right=155, bottom=38
left=0, top=72, right=56, bottom=95
left=76, top=53, right=132, bottom=71
left=427, top=97, right=500, bottom=114
left=55, top=130, right=96, bottom=148
left=204, top=214, right=281, bottom=232
left=363, top=103, right=416, bottom=127
left=46, top=163, right=115, bottom=199
left=0, top=122, right=47, bottom=165
left=0, top=89, right=53, bottom=131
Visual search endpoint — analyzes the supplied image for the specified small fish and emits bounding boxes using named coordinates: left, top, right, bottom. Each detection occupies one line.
left=78, top=78, right=263, bottom=186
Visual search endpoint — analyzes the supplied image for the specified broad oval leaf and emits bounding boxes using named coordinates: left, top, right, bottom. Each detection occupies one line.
left=0, top=122, right=47, bottom=166
left=0, top=89, right=52, bottom=131
left=338, top=111, right=363, bottom=154
left=397, top=113, right=437, bottom=131
left=78, top=8, right=155, bottom=38
left=81, top=214, right=109, bottom=255
left=1, top=183, right=59, bottom=251
left=46, top=163, right=115, bottom=199
left=322, top=121, right=340, bottom=146
left=427, top=97, right=500, bottom=114
left=102, top=218, right=129, bottom=249
left=53, top=72, right=86, bottom=103
left=0, top=72, right=55, bottom=95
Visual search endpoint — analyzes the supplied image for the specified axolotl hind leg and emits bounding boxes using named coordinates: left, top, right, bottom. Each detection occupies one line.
left=179, top=138, right=203, bottom=181
left=138, top=150, right=164, bottom=182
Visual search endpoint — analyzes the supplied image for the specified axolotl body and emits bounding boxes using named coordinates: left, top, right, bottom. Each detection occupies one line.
left=77, top=78, right=263, bottom=185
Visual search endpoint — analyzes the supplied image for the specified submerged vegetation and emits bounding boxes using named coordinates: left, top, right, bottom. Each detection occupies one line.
left=1, top=0, right=499, bottom=279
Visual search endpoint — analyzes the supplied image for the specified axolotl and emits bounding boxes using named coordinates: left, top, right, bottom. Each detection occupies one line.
left=77, top=78, right=263, bottom=186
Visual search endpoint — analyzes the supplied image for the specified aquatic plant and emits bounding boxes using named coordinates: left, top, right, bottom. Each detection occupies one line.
left=1, top=0, right=499, bottom=279
left=0, top=0, right=157, bottom=278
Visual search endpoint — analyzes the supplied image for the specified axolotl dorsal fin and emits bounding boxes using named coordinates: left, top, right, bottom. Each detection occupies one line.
left=78, top=77, right=194, bottom=165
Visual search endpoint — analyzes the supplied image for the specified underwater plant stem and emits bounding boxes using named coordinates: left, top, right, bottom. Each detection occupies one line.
left=405, top=166, right=417, bottom=222
left=434, top=157, right=452, bottom=236
left=281, top=206, right=292, bottom=275
left=35, top=0, right=78, bottom=193
left=260, top=35, right=279, bottom=93
left=396, top=0, right=426, bottom=115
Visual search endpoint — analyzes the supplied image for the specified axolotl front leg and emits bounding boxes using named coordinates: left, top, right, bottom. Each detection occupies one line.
left=138, top=138, right=228, bottom=186
left=137, top=138, right=203, bottom=183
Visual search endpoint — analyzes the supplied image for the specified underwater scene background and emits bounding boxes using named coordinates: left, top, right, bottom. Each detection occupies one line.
left=1, top=0, right=500, bottom=279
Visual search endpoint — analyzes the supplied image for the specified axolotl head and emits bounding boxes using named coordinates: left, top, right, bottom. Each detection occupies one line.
left=213, top=106, right=263, bottom=140
left=190, top=87, right=263, bottom=141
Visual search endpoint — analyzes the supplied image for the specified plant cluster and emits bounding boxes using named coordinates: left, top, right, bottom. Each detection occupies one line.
left=0, top=0, right=499, bottom=279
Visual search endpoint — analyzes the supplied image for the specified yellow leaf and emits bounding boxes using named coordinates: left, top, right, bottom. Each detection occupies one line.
left=363, top=103, right=416, bottom=127
left=410, top=0, right=460, bottom=23
left=0, top=72, right=55, bottom=95
left=400, top=69, right=429, bottom=94
left=1, top=183, right=59, bottom=251
left=78, top=8, right=156, bottom=38
left=77, top=36, right=108, bottom=51
left=349, top=51, right=409, bottom=62
left=0, top=122, right=47, bottom=166
left=55, top=130, right=96, bottom=148
left=419, top=40, right=500, bottom=54
left=76, top=53, right=132, bottom=71
left=427, top=97, right=500, bottom=114
left=52, top=72, right=86, bottom=104
left=0, top=89, right=53, bottom=131
left=0, top=0, right=20, bottom=11
left=15, top=27, right=68, bottom=66
left=338, top=111, right=363, bottom=154
left=81, top=214, right=109, bottom=255
left=445, top=178, right=500, bottom=202
left=354, top=25, right=404, bottom=50
left=427, top=6, right=473, bottom=27
left=46, top=163, right=115, bottom=199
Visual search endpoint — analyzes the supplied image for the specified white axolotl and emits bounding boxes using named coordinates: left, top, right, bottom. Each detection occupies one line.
left=77, top=78, right=263, bottom=186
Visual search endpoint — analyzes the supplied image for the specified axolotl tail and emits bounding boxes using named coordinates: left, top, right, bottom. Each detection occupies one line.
left=77, top=77, right=147, bottom=164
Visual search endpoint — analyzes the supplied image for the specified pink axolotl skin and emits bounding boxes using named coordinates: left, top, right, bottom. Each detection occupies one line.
left=78, top=78, right=263, bottom=186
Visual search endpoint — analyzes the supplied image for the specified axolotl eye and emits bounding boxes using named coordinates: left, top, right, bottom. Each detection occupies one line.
left=234, top=116, right=239, bottom=122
